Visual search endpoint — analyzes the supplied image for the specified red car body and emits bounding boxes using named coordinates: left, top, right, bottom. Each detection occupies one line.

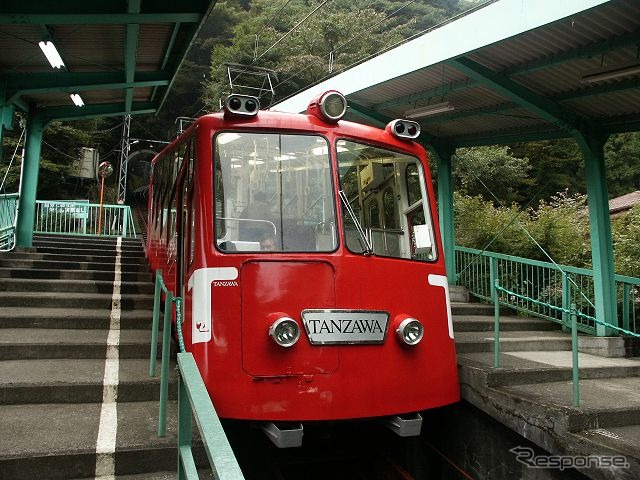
left=147, top=101, right=459, bottom=421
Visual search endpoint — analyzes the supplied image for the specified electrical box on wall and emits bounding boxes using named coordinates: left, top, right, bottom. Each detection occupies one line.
left=360, top=162, right=384, bottom=192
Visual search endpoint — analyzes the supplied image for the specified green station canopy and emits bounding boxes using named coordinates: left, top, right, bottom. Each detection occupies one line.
left=274, top=0, right=640, bottom=147
left=0, top=0, right=215, bottom=123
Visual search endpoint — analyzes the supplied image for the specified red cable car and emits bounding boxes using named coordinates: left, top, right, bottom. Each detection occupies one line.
left=147, top=91, right=459, bottom=444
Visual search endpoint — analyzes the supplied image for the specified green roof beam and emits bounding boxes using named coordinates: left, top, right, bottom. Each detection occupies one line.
left=447, top=57, right=583, bottom=133
left=504, top=29, right=640, bottom=77
left=346, top=102, right=390, bottom=127
left=451, top=128, right=571, bottom=148
left=124, top=0, right=141, bottom=113
left=151, top=22, right=181, bottom=102
left=375, top=78, right=477, bottom=112
left=0, top=13, right=201, bottom=24
left=36, top=102, right=156, bottom=123
left=4, top=71, right=170, bottom=97
left=552, top=77, right=640, bottom=102
left=418, top=102, right=517, bottom=125
left=602, top=113, right=640, bottom=135
left=156, top=2, right=216, bottom=115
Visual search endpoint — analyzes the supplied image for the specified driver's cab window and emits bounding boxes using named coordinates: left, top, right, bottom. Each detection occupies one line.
left=337, top=140, right=437, bottom=261
left=214, top=132, right=338, bottom=253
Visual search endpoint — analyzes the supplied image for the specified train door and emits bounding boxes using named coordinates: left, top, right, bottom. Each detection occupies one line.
left=178, top=138, right=195, bottom=301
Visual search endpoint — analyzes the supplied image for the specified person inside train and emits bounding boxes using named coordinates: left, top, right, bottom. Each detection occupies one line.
left=260, top=233, right=278, bottom=252
left=239, top=191, right=276, bottom=242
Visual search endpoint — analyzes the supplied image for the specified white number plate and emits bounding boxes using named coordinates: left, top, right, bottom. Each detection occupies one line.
left=301, top=309, right=389, bottom=345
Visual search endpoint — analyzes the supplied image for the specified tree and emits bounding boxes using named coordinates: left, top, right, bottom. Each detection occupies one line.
left=507, top=139, right=584, bottom=203
left=452, top=145, right=533, bottom=205
left=203, top=0, right=476, bottom=110
left=605, top=132, right=640, bottom=198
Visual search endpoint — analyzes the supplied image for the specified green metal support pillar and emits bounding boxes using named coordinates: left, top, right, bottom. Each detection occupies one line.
left=1, top=87, right=15, bottom=164
left=574, top=131, right=616, bottom=336
left=0, top=104, right=15, bottom=164
left=433, top=143, right=456, bottom=284
left=15, top=114, right=44, bottom=248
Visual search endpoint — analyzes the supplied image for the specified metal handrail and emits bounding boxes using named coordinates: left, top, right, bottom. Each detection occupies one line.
left=0, top=193, right=19, bottom=251
left=492, top=279, right=640, bottom=407
left=177, top=353, right=245, bottom=480
left=455, top=246, right=639, bottom=336
left=34, top=200, right=137, bottom=238
left=150, top=270, right=244, bottom=479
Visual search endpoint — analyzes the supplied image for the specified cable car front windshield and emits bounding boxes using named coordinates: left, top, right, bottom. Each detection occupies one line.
left=337, top=139, right=437, bottom=261
left=214, top=132, right=338, bottom=253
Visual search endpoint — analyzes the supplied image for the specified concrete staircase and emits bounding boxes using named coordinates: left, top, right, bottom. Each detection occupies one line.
left=452, top=294, right=640, bottom=480
left=0, top=234, right=181, bottom=479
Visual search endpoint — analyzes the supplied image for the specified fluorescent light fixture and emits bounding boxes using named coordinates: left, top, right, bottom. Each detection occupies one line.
left=581, top=63, right=640, bottom=84
left=217, top=132, right=241, bottom=144
left=405, top=101, right=454, bottom=119
left=70, top=93, right=84, bottom=107
left=38, top=41, right=65, bottom=69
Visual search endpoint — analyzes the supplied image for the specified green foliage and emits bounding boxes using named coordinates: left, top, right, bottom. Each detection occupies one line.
left=506, top=139, right=584, bottom=201
left=1, top=118, right=101, bottom=200
left=456, top=190, right=640, bottom=277
left=204, top=0, right=475, bottom=110
left=503, top=133, right=640, bottom=204
left=604, top=133, right=640, bottom=198
left=612, top=205, right=640, bottom=278
left=453, top=145, right=533, bottom=204
left=454, top=191, right=591, bottom=267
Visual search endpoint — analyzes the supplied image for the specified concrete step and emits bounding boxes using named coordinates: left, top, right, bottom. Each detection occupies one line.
left=449, top=285, right=469, bottom=303
left=0, top=400, right=203, bottom=480
left=0, top=291, right=154, bottom=309
left=33, top=242, right=144, bottom=253
left=77, top=473, right=214, bottom=480
left=33, top=234, right=143, bottom=247
left=0, top=277, right=154, bottom=295
left=0, top=329, right=161, bottom=360
left=0, top=258, right=150, bottom=272
left=0, top=307, right=155, bottom=329
left=453, top=314, right=561, bottom=332
left=0, top=267, right=153, bottom=282
left=35, top=246, right=144, bottom=258
left=451, top=302, right=511, bottom=316
left=569, top=425, right=640, bottom=472
left=0, top=358, right=177, bottom=404
left=496, top=378, right=640, bottom=430
left=458, top=351, right=640, bottom=386
left=454, top=330, right=572, bottom=353
left=3, top=251, right=146, bottom=263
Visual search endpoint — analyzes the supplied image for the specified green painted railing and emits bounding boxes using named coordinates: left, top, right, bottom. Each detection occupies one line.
left=456, top=246, right=640, bottom=337
left=491, top=280, right=640, bottom=407
left=150, top=271, right=244, bottom=479
left=34, top=200, right=137, bottom=238
left=0, top=193, right=18, bottom=251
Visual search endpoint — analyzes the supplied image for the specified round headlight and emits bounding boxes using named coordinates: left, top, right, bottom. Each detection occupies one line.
left=320, top=91, right=347, bottom=122
left=269, top=317, right=301, bottom=347
left=396, top=318, right=424, bottom=346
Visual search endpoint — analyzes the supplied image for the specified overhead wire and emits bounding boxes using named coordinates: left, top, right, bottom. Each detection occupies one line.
left=252, top=0, right=332, bottom=64
left=0, top=126, right=26, bottom=192
left=271, top=0, right=417, bottom=92
left=42, top=140, right=81, bottom=161
left=256, top=0, right=293, bottom=37
left=275, top=0, right=496, bottom=101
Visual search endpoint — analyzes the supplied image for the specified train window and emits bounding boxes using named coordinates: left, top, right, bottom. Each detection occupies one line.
left=337, top=140, right=436, bottom=261
left=406, top=164, right=421, bottom=207
left=382, top=187, right=398, bottom=229
left=213, top=132, right=338, bottom=253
